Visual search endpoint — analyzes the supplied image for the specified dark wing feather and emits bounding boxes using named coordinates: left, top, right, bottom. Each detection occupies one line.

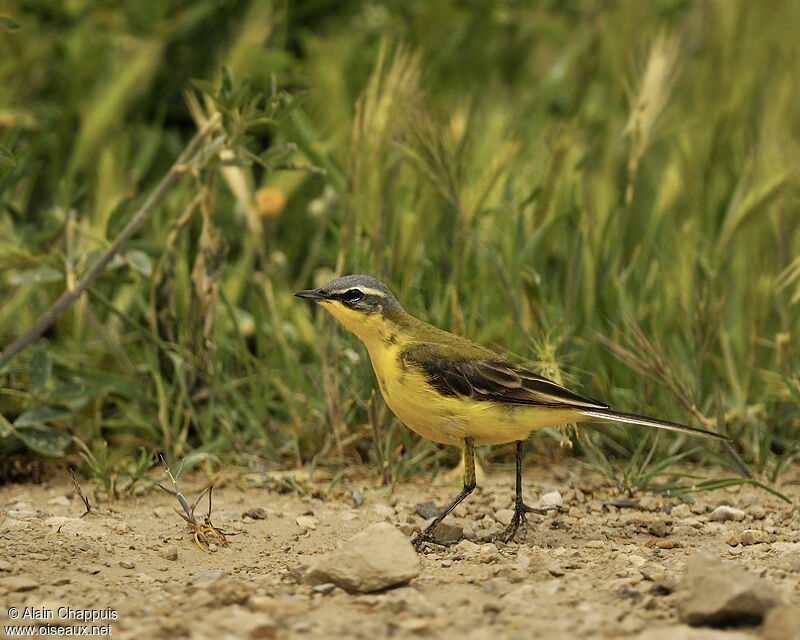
left=401, top=344, right=608, bottom=409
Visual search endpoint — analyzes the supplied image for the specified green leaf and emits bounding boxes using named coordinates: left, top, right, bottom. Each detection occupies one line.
left=0, top=144, right=15, bottom=165
left=0, top=16, right=20, bottom=31
left=85, top=251, right=125, bottom=271
left=7, top=265, right=63, bottom=285
left=190, top=78, right=217, bottom=97
left=124, top=249, right=152, bottom=277
left=14, top=404, right=72, bottom=427
left=15, top=426, right=71, bottom=457
left=29, top=348, right=52, bottom=393
left=0, top=413, right=13, bottom=438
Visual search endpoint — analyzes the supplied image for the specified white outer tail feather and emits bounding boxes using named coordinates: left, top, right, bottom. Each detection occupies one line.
left=579, top=408, right=729, bottom=441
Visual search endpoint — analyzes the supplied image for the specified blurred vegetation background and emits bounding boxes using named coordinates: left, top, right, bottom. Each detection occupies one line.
left=1, top=0, right=798, bottom=494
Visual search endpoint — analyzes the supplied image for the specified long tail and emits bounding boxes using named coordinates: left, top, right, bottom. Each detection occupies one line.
left=579, top=408, right=730, bottom=441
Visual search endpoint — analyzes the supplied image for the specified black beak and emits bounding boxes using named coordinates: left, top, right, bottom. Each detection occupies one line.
left=294, top=288, right=328, bottom=301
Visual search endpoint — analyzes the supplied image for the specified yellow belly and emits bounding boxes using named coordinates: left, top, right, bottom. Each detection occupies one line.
left=366, top=342, right=579, bottom=446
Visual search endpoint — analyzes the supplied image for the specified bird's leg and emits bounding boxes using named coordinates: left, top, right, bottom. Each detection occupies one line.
left=498, top=440, right=556, bottom=543
left=412, top=437, right=476, bottom=549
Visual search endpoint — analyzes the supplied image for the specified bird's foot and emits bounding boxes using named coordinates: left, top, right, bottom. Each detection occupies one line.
left=495, top=500, right=559, bottom=543
left=411, top=528, right=459, bottom=550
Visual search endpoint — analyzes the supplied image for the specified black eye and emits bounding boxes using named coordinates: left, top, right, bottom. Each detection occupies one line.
left=340, top=289, right=364, bottom=303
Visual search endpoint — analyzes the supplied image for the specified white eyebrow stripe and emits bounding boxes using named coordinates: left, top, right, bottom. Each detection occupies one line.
left=331, top=287, right=386, bottom=298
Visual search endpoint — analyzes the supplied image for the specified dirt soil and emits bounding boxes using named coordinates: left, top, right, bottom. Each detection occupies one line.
left=1, top=463, right=798, bottom=639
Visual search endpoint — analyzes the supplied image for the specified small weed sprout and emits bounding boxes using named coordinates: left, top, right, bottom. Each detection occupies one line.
left=155, top=455, right=229, bottom=552
left=66, top=467, right=92, bottom=517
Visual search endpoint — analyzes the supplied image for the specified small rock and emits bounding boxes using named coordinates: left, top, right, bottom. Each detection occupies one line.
left=431, top=522, right=462, bottom=544
left=739, top=529, right=770, bottom=545
left=415, top=501, right=439, bottom=520
left=0, top=518, right=29, bottom=532
left=0, top=576, right=38, bottom=592
left=689, top=502, right=707, bottom=515
left=372, top=504, right=395, bottom=519
left=303, top=522, right=420, bottom=593
left=48, top=495, right=71, bottom=506
left=540, top=491, right=563, bottom=508
left=648, top=518, right=671, bottom=538
left=242, top=507, right=268, bottom=520
left=627, top=554, right=647, bottom=567
left=639, top=496, right=660, bottom=511
left=676, top=552, right=784, bottom=626
left=618, top=585, right=643, bottom=602
left=748, top=505, right=766, bottom=520
left=161, top=546, right=179, bottom=561
left=119, top=560, right=135, bottom=569
left=670, top=504, right=691, bottom=519
left=639, top=627, right=759, bottom=640
left=312, top=582, right=337, bottom=595
left=153, top=506, right=173, bottom=519
left=585, top=540, right=604, bottom=549
left=494, top=509, right=514, bottom=526
left=0, top=560, right=12, bottom=572
left=188, top=570, right=228, bottom=586
left=762, top=605, right=800, bottom=640
left=203, top=605, right=275, bottom=637
left=296, top=515, right=319, bottom=530
left=709, top=506, right=746, bottom=522
left=478, top=544, right=504, bottom=564
left=81, top=564, right=103, bottom=575
left=455, top=539, right=480, bottom=557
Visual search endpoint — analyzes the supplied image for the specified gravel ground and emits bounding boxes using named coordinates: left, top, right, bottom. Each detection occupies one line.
left=1, top=464, right=798, bottom=639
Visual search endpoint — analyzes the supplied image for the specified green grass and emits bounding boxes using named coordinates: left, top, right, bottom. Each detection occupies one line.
left=1, top=1, right=798, bottom=493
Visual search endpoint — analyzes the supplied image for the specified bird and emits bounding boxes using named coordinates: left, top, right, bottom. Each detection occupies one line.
left=295, top=274, right=729, bottom=548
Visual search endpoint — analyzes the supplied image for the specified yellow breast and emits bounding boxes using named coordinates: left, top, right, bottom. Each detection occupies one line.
left=364, top=340, right=580, bottom=446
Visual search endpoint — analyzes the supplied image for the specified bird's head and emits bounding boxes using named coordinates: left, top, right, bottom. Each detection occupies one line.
left=294, top=275, right=402, bottom=343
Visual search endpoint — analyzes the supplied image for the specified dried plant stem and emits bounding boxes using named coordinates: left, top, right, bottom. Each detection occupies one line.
left=0, top=114, right=222, bottom=368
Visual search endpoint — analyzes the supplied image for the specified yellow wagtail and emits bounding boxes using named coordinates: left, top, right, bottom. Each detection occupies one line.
left=295, top=275, right=729, bottom=547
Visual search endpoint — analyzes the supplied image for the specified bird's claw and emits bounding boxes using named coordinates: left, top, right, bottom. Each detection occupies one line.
left=412, top=531, right=454, bottom=550
left=494, top=501, right=560, bottom=543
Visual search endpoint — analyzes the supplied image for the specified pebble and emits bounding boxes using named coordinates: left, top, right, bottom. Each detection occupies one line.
left=585, top=540, right=605, bottom=549
left=627, top=554, right=647, bottom=567
left=48, top=495, right=71, bottom=506
left=119, top=560, right=135, bottom=569
left=372, top=504, right=395, bottom=519
left=0, top=518, right=28, bottom=532
left=202, top=605, right=275, bottom=637
left=152, top=506, right=173, bottom=519
left=312, top=582, right=337, bottom=595
left=639, top=496, right=660, bottom=511
left=188, top=569, right=228, bottom=586
left=303, top=522, right=420, bottom=593
left=431, top=522, right=462, bottom=544
left=676, top=552, right=783, bottom=626
left=0, top=576, right=38, bottom=592
left=540, top=490, right=563, bottom=508
left=726, top=529, right=771, bottom=546
left=296, top=515, right=318, bottom=530
left=749, top=505, right=766, bottom=520
left=639, top=627, right=759, bottom=639
left=670, top=504, right=691, bottom=519
left=161, top=545, right=179, bottom=561
left=762, top=605, right=800, bottom=640
left=739, top=529, right=771, bottom=545
left=477, top=544, right=504, bottom=564
left=415, top=501, right=439, bottom=520
left=709, top=506, right=746, bottom=522
left=648, top=518, right=671, bottom=538
left=494, top=509, right=514, bottom=526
